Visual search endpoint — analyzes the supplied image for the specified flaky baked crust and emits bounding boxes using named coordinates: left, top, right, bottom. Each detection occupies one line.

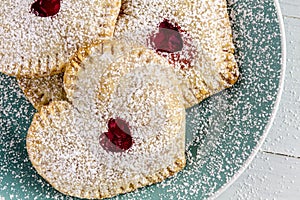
left=0, top=0, right=121, bottom=77
left=27, top=47, right=186, bottom=198
left=97, top=48, right=185, bottom=141
left=114, top=0, right=239, bottom=107
left=63, top=39, right=136, bottom=106
left=17, top=73, right=67, bottom=110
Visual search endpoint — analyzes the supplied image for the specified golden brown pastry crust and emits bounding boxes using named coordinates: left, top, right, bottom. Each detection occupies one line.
left=0, top=0, right=121, bottom=77
left=27, top=48, right=186, bottom=198
left=63, top=40, right=135, bottom=103
left=17, top=73, right=67, bottom=110
left=114, top=0, right=239, bottom=107
left=97, top=48, right=186, bottom=141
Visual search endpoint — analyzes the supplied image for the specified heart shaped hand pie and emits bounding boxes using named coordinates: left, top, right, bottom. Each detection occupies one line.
left=114, top=0, right=239, bottom=107
left=0, top=0, right=121, bottom=77
left=27, top=47, right=186, bottom=199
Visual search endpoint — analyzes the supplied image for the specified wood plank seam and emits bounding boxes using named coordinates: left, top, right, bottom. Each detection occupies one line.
left=283, top=15, right=300, bottom=20
left=263, top=150, right=300, bottom=159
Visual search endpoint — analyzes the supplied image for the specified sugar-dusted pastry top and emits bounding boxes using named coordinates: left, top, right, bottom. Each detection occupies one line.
left=0, top=0, right=121, bottom=77
left=64, top=40, right=185, bottom=114
left=20, top=0, right=241, bottom=199
left=97, top=48, right=185, bottom=141
left=64, top=39, right=136, bottom=111
left=17, top=73, right=66, bottom=110
left=27, top=49, right=186, bottom=199
left=114, top=0, right=239, bottom=107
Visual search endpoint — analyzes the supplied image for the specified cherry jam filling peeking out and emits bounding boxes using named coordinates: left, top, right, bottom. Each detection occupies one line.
left=151, top=20, right=183, bottom=53
left=31, top=0, right=61, bottom=17
left=99, top=118, right=134, bottom=153
left=150, top=19, right=194, bottom=69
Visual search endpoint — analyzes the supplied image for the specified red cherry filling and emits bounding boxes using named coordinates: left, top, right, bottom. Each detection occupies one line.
left=31, top=0, right=61, bottom=17
left=99, top=118, right=133, bottom=152
left=152, top=20, right=183, bottom=53
left=150, top=19, right=194, bottom=69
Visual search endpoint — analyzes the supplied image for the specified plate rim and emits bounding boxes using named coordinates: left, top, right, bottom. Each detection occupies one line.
left=0, top=0, right=287, bottom=199
left=209, top=0, right=287, bottom=199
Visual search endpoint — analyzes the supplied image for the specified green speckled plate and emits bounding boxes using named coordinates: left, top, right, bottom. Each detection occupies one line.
left=0, top=0, right=285, bottom=199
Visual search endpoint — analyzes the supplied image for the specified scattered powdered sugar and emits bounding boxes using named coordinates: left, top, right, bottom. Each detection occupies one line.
left=0, top=0, right=283, bottom=199
left=114, top=0, right=239, bottom=107
left=0, top=0, right=121, bottom=77
left=26, top=49, right=186, bottom=199
left=64, top=40, right=136, bottom=115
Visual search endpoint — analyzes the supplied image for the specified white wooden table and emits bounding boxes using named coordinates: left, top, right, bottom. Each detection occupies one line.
left=217, top=0, right=300, bottom=199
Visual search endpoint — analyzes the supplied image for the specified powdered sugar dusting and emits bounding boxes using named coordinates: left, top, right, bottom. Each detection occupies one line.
left=0, top=0, right=121, bottom=77
left=26, top=49, right=186, bottom=199
left=97, top=48, right=185, bottom=142
left=114, top=0, right=239, bottom=107
left=0, top=0, right=283, bottom=199
left=64, top=40, right=137, bottom=114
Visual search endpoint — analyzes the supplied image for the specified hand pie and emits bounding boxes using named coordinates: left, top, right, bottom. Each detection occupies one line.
left=114, top=0, right=239, bottom=107
left=0, top=0, right=121, bottom=77
left=27, top=48, right=186, bottom=199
